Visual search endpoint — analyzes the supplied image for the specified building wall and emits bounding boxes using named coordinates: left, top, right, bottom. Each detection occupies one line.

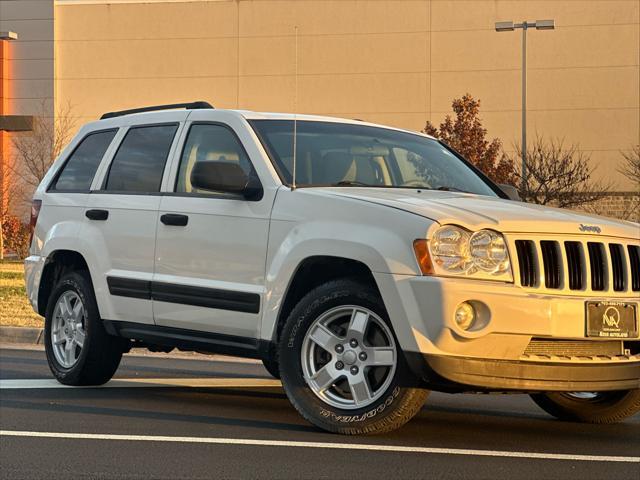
left=1, top=0, right=55, bottom=218
left=0, top=0, right=54, bottom=116
left=48, top=0, right=640, bottom=193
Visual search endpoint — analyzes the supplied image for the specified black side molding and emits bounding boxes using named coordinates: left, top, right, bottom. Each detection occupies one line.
left=106, top=277, right=151, bottom=300
left=103, top=320, right=263, bottom=359
left=106, top=277, right=260, bottom=314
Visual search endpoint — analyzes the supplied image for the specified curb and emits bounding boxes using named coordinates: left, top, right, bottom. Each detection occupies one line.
left=0, top=326, right=44, bottom=345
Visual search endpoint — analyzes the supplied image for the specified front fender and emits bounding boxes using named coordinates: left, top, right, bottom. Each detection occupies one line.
left=260, top=190, right=434, bottom=344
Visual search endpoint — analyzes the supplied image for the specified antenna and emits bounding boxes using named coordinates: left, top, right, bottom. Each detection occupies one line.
left=291, top=25, right=299, bottom=190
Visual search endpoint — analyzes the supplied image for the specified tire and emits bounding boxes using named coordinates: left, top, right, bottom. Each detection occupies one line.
left=44, top=270, right=125, bottom=386
left=279, top=278, right=428, bottom=435
left=530, top=390, right=640, bottom=424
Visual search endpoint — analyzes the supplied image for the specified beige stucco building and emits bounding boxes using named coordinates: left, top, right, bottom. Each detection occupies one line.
left=2, top=0, right=639, bottom=211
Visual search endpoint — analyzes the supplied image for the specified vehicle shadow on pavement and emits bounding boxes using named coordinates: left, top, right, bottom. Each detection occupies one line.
left=0, top=387, right=316, bottom=434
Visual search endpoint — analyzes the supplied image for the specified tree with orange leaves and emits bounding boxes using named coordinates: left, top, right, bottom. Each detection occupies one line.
left=423, top=94, right=516, bottom=185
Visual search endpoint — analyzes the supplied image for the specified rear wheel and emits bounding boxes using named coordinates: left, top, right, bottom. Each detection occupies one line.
left=530, top=390, right=640, bottom=424
left=279, top=278, right=428, bottom=435
left=44, top=271, right=125, bottom=385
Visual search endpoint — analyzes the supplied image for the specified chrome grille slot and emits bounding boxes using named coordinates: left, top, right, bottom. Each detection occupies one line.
left=540, top=240, right=561, bottom=289
left=565, top=241, right=584, bottom=290
left=524, top=339, right=623, bottom=357
left=629, top=245, right=640, bottom=291
left=609, top=244, right=626, bottom=292
left=515, top=240, right=537, bottom=287
left=587, top=242, right=606, bottom=291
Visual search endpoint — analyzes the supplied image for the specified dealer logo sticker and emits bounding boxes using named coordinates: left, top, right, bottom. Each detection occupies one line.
left=602, top=306, right=621, bottom=329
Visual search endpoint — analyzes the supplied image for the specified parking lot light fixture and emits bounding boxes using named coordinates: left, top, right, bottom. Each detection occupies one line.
left=495, top=19, right=555, bottom=192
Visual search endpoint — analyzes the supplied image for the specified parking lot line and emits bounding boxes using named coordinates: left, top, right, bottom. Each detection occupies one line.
left=1, top=430, right=638, bottom=463
left=0, top=378, right=281, bottom=389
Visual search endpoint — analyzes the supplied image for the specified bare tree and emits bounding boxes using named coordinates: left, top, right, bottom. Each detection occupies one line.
left=615, top=145, right=640, bottom=222
left=2, top=101, right=75, bottom=259
left=10, top=101, right=76, bottom=190
left=507, top=136, right=611, bottom=209
left=618, top=145, right=640, bottom=186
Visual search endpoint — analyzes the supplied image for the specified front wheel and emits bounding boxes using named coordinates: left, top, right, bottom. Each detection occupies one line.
left=530, top=390, right=640, bottom=424
left=279, top=278, right=428, bottom=435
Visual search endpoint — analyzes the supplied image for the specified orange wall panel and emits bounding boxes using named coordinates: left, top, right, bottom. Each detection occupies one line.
left=0, top=40, right=7, bottom=115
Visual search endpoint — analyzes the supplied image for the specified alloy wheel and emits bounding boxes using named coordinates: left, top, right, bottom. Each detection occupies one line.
left=301, top=305, right=397, bottom=410
left=51, top=291, right=86, bottom=368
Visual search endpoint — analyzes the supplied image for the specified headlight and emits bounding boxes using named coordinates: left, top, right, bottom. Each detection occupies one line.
left=424, top=225, right=512, bottom=281
left=469, top=230, right=510, bottom=274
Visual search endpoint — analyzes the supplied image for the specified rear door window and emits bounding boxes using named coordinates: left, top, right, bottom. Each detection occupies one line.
left=51, top=129, right=117, bottom=191
left=104, top=124, right=178, bottom=192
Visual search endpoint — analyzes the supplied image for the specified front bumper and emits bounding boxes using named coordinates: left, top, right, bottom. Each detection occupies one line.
left=420, top=354, right=640, bottom=392
left=374, top=273, right=640, bottom=391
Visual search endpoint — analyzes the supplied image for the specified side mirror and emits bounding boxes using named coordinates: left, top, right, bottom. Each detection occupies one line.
left=190, top=162, right=263, bottom=201
left=498, top=183, right=521, bottom=201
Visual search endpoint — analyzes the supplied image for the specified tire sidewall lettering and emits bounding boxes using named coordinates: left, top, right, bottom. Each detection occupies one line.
left=318, top=386, right=401, bottom=423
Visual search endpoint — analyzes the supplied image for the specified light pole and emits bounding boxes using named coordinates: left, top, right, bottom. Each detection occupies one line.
left=495, top=20, right=554, bottom=192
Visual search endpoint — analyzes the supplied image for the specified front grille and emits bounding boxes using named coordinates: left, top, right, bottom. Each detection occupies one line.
left=565, top=241, right=584, bottom=290
left=540, top=240, right=561, bottom=288
left=629, top=245, right=640, bottom=291
left=524, top=339, right=623, bottom=357
left=609, top=244, right=625, bottom=291
left=511, top=236, right=640, bottom=294
left=515, top=240, right=537, bottom=287
left=587, top=242, right=606, bottom=291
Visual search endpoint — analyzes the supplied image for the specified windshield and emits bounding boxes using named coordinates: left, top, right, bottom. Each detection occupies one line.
left=249, top=120, right=498, bottom=196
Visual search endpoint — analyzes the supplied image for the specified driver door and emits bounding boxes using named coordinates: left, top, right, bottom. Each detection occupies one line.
left=152, top=121, right=271, bottom=339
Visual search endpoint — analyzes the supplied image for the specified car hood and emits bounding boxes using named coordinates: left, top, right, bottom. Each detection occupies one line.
left=312, top=187, right=640, bottom=239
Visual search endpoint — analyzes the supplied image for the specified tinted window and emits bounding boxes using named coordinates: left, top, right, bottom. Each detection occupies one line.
left=105, top=124, right=178, bottom=192
left=176, top=124, right=254, bottom=194
left=52, top=129, right=117, bottom=191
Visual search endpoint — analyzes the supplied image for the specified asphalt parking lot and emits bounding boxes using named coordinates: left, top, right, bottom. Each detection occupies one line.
left=1, top=345, right=638, bottom=479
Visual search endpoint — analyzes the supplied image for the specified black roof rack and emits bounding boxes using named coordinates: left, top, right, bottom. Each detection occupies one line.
left=100, top=101, right=214, bottom=120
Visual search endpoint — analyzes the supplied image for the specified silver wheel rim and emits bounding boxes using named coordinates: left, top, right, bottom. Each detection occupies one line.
left=301, top=305, right=397, bottom=410
left=51, top=291, right=86, bottom=368
left=566, top=392, right=600, bottom=400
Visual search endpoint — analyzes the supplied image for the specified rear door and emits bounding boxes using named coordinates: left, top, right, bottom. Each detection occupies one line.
left=83, top=115, right=184, bottom=325
left=152, top=114, right=275, bottom=340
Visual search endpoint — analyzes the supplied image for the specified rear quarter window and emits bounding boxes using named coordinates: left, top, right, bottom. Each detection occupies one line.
left=50, top=129, right=117, bottom=192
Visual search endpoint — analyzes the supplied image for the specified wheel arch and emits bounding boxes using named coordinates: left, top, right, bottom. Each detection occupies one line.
left=267, top=255, right=381, bottom=345
left=38, top=249, right=93, bottom=316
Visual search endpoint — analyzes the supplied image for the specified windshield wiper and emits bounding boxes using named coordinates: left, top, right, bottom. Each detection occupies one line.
left=436, top=186, right=470, bottom=193
left=332, top=181, right=373, bottom=187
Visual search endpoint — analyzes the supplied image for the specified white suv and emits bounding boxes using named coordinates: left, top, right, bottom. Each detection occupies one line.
left=25, top=102, right=640, bottom=434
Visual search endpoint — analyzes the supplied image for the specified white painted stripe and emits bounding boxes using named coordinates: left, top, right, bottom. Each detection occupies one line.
left=1, top=430, right=638, bottom=463
left=0, top=378, right=281, bottom=390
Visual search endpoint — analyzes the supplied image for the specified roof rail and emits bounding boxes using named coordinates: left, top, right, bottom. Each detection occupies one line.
left=100, top=101, right=214, bottom=120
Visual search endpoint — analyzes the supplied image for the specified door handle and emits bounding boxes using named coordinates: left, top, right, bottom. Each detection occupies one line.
left=86, top=209, right=109, bottom=221
left=160, top=213, right=189, bottom=226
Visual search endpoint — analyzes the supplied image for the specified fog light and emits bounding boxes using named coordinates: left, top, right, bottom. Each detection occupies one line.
left=455, top=302, right=476, bottom=331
